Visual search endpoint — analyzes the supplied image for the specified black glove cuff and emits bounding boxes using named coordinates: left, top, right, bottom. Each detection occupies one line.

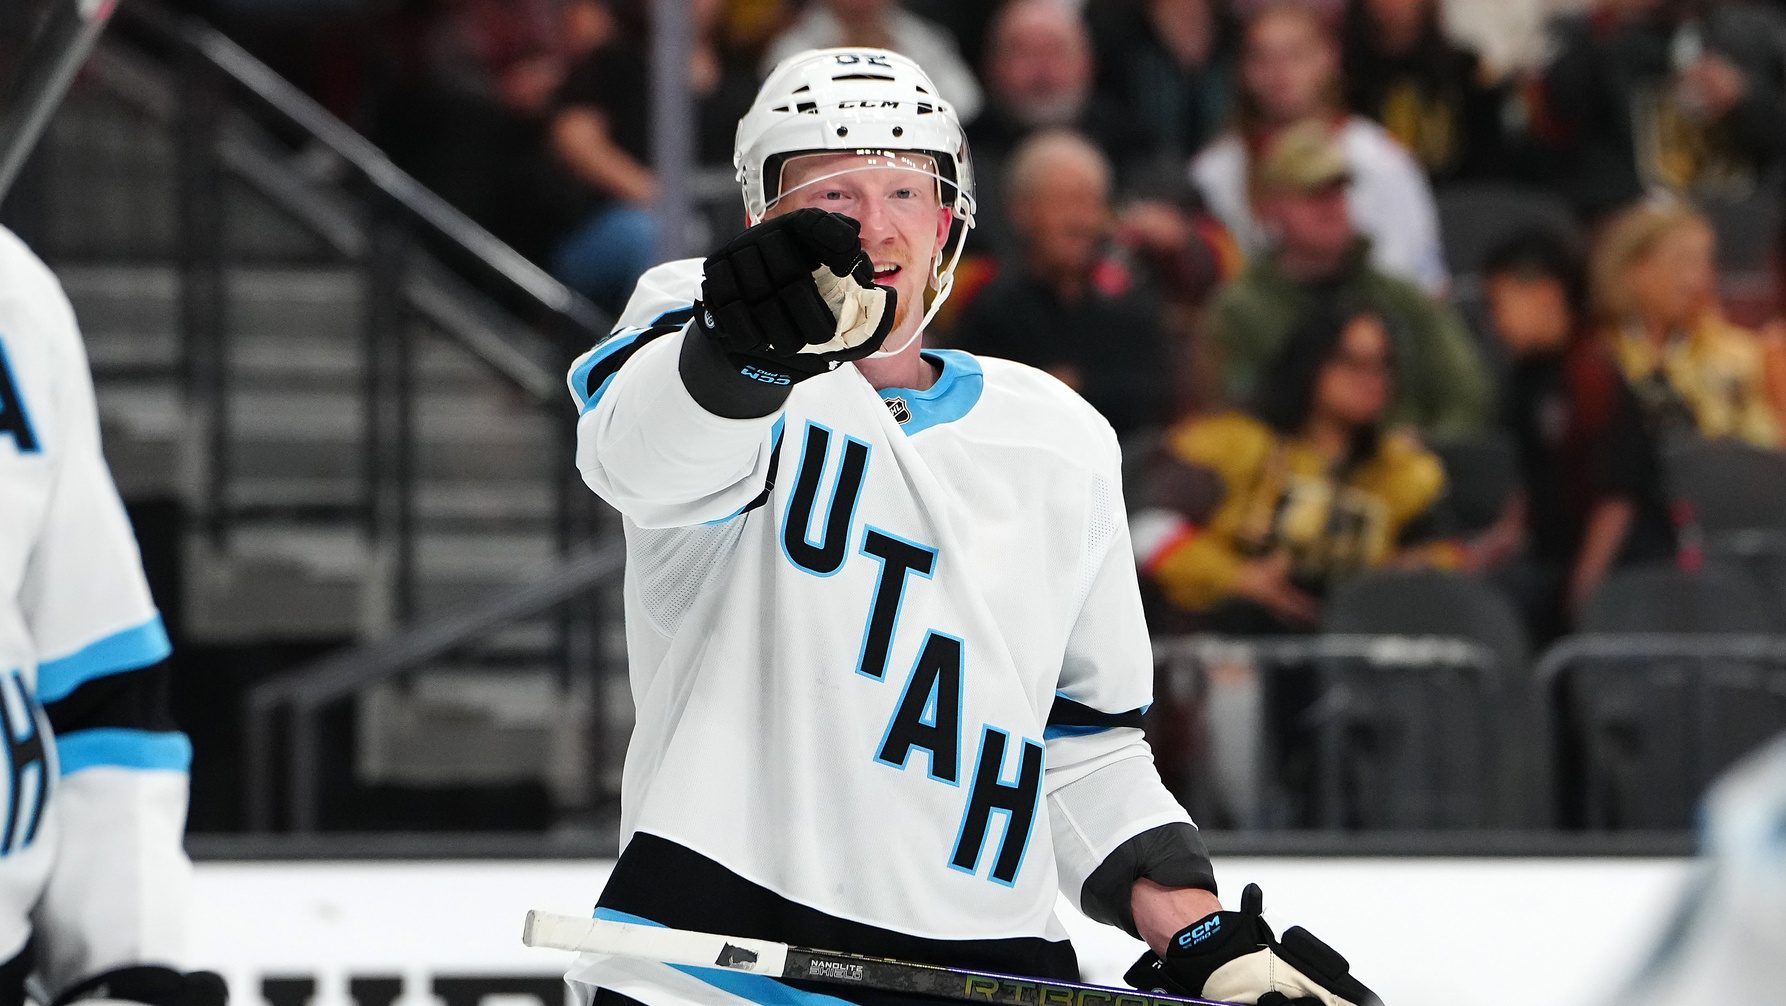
left=679, top=318, right=796, bottom=420
left=1080, top=822, right=1217, bottom=939
left=53, top=966, right=227, bottom=1006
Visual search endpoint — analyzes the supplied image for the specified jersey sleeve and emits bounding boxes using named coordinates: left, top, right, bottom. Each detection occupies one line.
left=18, top=265, right=192, bottom=995
left=1043, top=439, right=1209, bottom=934
left=571, top=261, right=785, bottom=529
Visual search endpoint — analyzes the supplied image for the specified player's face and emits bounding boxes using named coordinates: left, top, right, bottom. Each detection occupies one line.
left=1314, top=313, right=1394, bottom=428
left=772, top=152, right=953, bottom=332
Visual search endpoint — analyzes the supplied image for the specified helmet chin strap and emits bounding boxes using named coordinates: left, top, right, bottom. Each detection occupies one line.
left=868, top=217, right=969, bottom=359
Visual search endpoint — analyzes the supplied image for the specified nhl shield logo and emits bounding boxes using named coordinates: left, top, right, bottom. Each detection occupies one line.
left=884, top=396, right=912, bottom=424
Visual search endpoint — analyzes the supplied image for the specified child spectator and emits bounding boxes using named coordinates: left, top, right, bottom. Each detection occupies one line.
left=1481, top=229, right=1677, bottom=637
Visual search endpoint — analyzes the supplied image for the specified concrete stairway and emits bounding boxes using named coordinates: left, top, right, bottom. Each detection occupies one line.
left=36, top=55, right=623, bottom=821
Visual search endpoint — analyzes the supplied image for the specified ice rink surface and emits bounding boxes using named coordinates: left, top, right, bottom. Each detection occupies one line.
left=191, top=855, right=1693, bottom=1006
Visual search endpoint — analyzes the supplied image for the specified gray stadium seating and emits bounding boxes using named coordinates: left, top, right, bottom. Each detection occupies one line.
left=1665, top=438, right=1786, bottom=538
left=1309, top=569, right=1532, bottom=828
left=1578, top=561, right=1773, bottom=633
left=1556, top=562, right=1784, bottom=829
left=1433, top=433, right=1519, bottom=535
left=1435, top=182, right=1580, bottom=281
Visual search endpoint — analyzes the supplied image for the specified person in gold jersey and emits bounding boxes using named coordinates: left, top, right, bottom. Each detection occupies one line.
left=1137, top=300, right=1455, bottom=632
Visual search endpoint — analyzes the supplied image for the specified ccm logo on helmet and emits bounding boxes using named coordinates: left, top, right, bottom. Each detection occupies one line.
left=834, top=53, right=893, bottom=68
left=837, top=100, right=900, bottom=109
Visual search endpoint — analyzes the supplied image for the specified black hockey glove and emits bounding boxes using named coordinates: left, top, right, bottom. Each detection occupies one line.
left=1125, top=884, right=1383, bottom=1006
left=694, top=207, right=896, bottom=385
left=53, top=966, right=228, bottom=1006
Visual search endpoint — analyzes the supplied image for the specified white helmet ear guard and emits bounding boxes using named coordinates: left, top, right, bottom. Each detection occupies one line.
left=735, top=48, right=975, bottom=353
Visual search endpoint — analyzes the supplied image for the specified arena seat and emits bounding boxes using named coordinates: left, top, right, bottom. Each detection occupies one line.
left=1432, top=432, right=1519, bottom=535
left=1303, top=569, right=1531, bottom=828
left=1552, top=562, right=1784, bottom=829
left=1435, top=182, right=1580, bottom=281
left=1666, top=438, right=1786, bottom=537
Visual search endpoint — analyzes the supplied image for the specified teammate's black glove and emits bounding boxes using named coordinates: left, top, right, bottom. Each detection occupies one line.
left=53, top=966, right=227, bottom=1006
left=1125, top=884, right=1383, bottom=1006
left=694, top=207, right=896, bottom=385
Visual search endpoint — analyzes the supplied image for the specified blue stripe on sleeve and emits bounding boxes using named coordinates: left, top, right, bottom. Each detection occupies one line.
left=36, top=616, right=172, bottom=704
left=592, top=908, right=855, bottom=1005
left=569, top=331, right=645, bottom=412
left=56, top=728, right=192, bottom=776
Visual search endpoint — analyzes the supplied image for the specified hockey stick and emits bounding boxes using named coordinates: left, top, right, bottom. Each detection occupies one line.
left=522, top=910, right=1235, bottom=1006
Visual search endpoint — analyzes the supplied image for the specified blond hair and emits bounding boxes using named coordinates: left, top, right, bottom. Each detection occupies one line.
left=1589, top=200, right=1713, bottom=325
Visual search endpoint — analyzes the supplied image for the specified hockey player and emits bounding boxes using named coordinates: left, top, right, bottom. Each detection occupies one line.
left=0, top=227, right=221, bottom=1006
left=568, top=48, right=1379, bottom=1005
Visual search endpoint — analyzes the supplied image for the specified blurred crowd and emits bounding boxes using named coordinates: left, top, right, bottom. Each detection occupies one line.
left=198, top=0, right=1786, bottom=647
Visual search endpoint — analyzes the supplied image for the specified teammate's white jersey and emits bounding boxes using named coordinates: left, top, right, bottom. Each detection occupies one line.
left=567, top=260, right=1195, bottom=1004
left=0, top=227, right=192, bottom=991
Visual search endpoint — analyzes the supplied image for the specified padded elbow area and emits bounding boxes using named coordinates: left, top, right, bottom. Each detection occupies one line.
left=1080, top=822, right=1217, bottom=939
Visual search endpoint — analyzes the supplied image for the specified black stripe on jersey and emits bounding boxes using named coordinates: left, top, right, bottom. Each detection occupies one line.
left=598, top=832, right=1079, bottom=1004
left=1045, top=696, right=1146, bottom=735
left=41, top=660, right=178, bottom=736
left=584, top=307, right=697, bottom=402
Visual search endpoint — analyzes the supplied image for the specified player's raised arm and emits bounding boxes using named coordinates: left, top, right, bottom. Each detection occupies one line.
left=570, top=209, right=893, bottom=529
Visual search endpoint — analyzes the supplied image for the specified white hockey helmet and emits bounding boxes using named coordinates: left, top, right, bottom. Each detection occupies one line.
left=735, top=48, right=976, bottom=351
left=736, top=47, right=976, bottom=226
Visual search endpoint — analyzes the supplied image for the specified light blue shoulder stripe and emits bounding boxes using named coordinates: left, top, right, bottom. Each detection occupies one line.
left=56, top=728, right=192, bottom=776
left=591, top=909, right=855, bottom=1005
left=36, top=616, right=172, bottom=704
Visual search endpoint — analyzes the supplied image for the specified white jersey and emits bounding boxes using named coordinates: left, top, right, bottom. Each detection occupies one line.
left=0, top=227, right=192, bottom=992
left=567, top=260, right=1195, bottom=1004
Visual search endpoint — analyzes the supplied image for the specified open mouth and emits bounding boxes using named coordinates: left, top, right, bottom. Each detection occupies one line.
left=872, top=263, right=902, bottom=285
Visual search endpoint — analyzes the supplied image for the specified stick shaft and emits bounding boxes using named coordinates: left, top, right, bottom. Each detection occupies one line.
left=522, top=911, right=1230, bottom=1006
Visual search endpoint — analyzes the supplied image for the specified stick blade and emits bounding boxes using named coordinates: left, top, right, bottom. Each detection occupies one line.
left=520, top=911, right=789, bottom=977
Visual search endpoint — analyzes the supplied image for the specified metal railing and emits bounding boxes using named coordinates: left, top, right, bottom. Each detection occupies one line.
left=1153, top=631, right=1786, bottom=834
left=1535, top=633, right=1786, bottom=830
left=1154, top=634, right=1508, bottom=831
left=83, top=3, right=613, bottom=619
left=19, top=3, right=644, bottom=836
left=243, top=541, right=627, bottom=833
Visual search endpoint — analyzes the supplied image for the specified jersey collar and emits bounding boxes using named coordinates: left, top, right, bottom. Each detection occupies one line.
left=876, top=350, right=984, bottom=436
